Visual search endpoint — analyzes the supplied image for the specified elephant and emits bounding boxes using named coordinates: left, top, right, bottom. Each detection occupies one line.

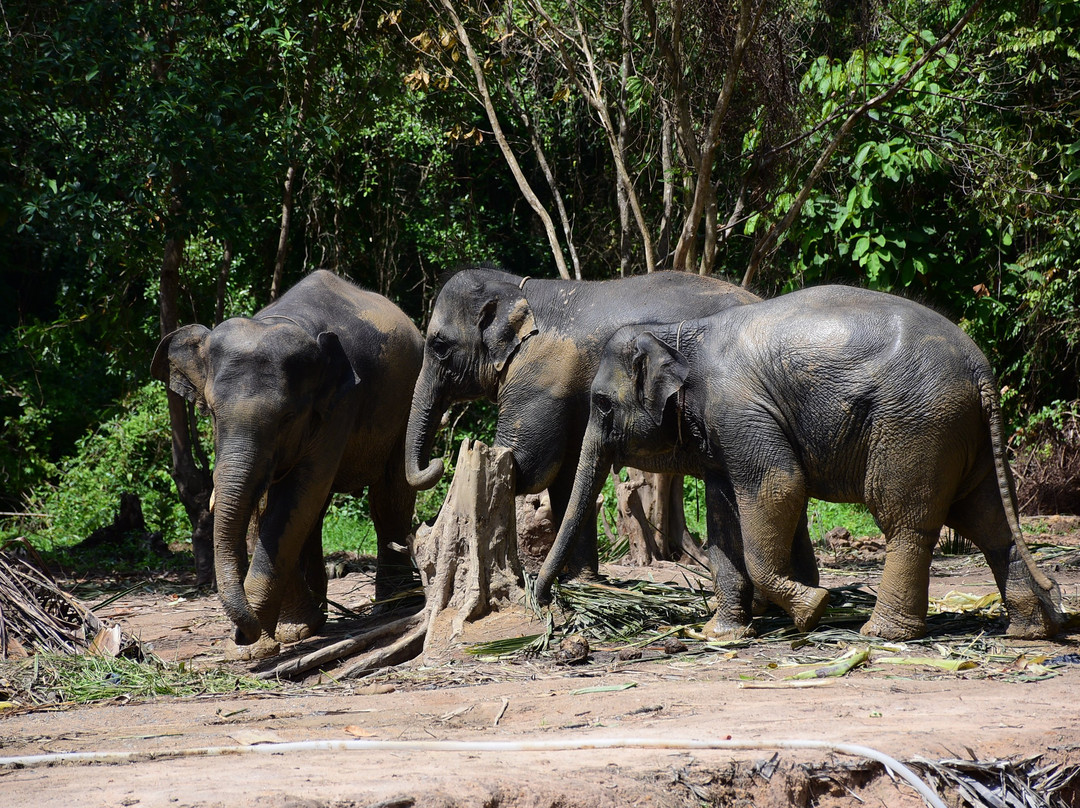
left=404, top=264, right=819, bottom=593
left=536, top=284, right=1063, bottom=641
left=152, top=270, right=424, bottom=655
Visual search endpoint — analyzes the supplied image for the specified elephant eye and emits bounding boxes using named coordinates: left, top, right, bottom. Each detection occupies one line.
left=429, top=334, right=452, bottom=360
left=592, top=392, right=613, bottom=417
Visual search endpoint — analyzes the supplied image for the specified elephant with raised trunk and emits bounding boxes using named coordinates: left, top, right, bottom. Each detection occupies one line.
left=152, top=270, right=423, bottom=655
left=404, top=265, right=818, bottom=589
left=537, top=284, right=1063, bottom=641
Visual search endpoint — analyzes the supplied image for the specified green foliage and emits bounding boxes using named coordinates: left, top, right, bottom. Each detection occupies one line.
left=323, top=493, right=377, bottom=556
left=14, top=383, right=194, bottom=556
left=7, top=654, right=275, bottom=705
left=806, top=500, right=880, bottom=544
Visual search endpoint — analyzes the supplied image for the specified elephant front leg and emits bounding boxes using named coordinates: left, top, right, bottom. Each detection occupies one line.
left=275, top=502, right=330, bottom=644
left=860, top=525, right=936, bottom=640
left=738, top=491, right=830, bottom=633
left=370, top=475, right=420, bottom=603
left=701, top=473, right=755, bottom=640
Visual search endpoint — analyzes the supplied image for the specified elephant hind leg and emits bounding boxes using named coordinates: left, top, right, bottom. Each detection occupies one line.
left=860, top=522, right=938, bottom=640
left=946, top=474, right=1060, bottom=639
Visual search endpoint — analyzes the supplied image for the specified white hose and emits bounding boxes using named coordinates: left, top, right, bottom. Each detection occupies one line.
left=0, top=736, right=946, bottom=808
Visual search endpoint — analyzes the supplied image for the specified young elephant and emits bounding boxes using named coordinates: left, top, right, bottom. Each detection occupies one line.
left=404, top=265, right=819, bottom=590
left=152, top=270, right=423, bottom=656
left=537, top=285, right=1062, bottom=641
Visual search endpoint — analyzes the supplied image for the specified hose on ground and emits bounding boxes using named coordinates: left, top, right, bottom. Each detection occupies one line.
left=0, top=735, right=946, bottom=808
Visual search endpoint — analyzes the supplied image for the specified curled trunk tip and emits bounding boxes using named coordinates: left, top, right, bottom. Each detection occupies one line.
left=407, top=457, right=445, bottom=490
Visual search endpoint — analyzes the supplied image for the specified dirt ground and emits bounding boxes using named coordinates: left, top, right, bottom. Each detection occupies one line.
left=2, top=518, right=1080, bottom=808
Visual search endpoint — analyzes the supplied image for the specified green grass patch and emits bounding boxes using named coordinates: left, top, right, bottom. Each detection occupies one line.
left=323, top=493, right=377, bottom=555
left=3, top=654, right=276, bottom=706
left=806, top=499, right=880, bottom=544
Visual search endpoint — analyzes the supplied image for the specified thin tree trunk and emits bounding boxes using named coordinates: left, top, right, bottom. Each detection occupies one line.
left=528, top=0, right=655, bottom=271
left=503, top=75, right=582, bottom=279
left=214, top=239, right=233, bottom=326
left=616, top=0, right=633, bottom=276
left=671, top=0, right=763, bottom=272
left=438, top=0, right=572, bottom=279
left=657, top=115, right=675, bottom=269
left=270, top=164, right=299, bottom=301
left=158, top=187, right=215, bottom=587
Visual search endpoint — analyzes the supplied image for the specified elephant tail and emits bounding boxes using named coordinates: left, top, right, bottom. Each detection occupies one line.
left=978, top=376, right=1060, bottom=598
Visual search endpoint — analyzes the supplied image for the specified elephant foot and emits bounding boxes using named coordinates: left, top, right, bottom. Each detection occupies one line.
left=275, top=612, right=326, bottom=644
left=701, top=611, right=756, bottom=642
left=564, top=567, right=603, bottom=585
left=790, top=586, right=830, bottom=633
left=1004, top=601, right=1061, bottom=640
left=860, top=607, right=926, bottom=641
left=224, top=633, right=280, bottom=661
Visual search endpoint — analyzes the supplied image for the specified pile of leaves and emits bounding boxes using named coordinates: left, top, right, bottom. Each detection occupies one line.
left=0, top=540, right=146, bottom=660
left=911, top=754, right=1080, bottom=808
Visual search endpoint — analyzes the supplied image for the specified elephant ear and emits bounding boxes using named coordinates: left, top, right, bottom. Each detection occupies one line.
left=631, top=331, right=690, bottom=427
left=314, top=331, right=360, bottom=417
left=151, top=324, right=213, bottom=413
left=477, top=290, right=538, bottom=372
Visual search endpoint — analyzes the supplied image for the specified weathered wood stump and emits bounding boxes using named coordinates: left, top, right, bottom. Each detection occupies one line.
left=261, top=438, right=534, bottom=680
left=515, top=490, right=556, bottom=572
left=616, top=470, right=708, bottom=567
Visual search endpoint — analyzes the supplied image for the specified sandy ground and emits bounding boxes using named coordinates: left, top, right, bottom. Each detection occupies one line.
left=1, top=519, right=1079, bottom=808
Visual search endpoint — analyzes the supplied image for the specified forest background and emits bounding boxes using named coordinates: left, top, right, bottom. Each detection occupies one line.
left=1, top=0, right=1078, bottom=566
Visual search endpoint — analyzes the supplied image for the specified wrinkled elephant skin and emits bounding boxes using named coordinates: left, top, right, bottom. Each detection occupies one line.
left=541, top=285, right=1063, bottom=641
left=404, top=266, right=820, bottom=593
left=152, top=270, right=423, bottom=648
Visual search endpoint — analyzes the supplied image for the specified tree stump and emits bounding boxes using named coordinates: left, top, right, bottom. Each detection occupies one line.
left=616, top=470, right=708, bottom=567
left=260, top=438, right=536, bottom=680
left=515, top=490, right=556, bottom=573
left=413, top=438, right=530, bottom=663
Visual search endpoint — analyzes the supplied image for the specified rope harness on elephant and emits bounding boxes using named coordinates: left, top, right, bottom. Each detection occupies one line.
left=675, top=320, right=686, bottom=446
left=256, top=313, right=308, bottom=331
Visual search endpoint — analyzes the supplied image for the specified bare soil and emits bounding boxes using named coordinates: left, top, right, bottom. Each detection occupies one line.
left=2, top=518, right=1080, bottom=808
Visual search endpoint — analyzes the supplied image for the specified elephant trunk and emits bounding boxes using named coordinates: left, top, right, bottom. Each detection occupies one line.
left=404, top=365, right=446, bottom=490
left=535, top=424, right=611, bottom=603
left=211, top=450, right=265, bottom=644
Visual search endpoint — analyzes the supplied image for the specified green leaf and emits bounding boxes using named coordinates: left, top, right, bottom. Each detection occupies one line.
left=571, top=683, right=637, bottom=695
left=852, top=235, right=870, bottom=261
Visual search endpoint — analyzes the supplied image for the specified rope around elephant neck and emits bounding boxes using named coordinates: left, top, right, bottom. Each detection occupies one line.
left=0, top=735, right=947, bottom=807
left=675, top=320, right=686, bottom=446
left=256, top=313, right=308, bottom=330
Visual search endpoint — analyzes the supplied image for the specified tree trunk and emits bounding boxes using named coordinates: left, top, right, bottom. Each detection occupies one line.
left=214, top=239, right=233, bottom=326
left=269, top=164, right=299, bottom=301
left=616, top=469, right=707, bottom=567
left=158, top=216, right=215, bottom=587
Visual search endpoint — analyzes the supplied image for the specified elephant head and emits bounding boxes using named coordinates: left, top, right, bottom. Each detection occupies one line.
left=405, top=269, right=537, bottom=490
left=151, top=318, right=358, bottom=644
left=535, top=329, right=689, bottom=601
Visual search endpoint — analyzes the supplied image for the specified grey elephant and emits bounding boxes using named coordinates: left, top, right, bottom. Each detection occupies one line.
left=537, top=284, right=1063, bottom=641
left=152, top=270, right=424, bottom=655
left=404, top=265, right=819, bottom=588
